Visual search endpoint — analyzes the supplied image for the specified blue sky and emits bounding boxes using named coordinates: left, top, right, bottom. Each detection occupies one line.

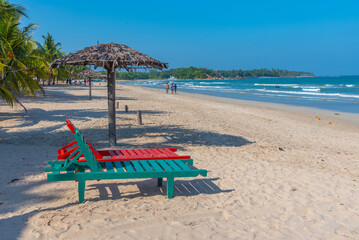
left=15, top=0, right=359, bottom=75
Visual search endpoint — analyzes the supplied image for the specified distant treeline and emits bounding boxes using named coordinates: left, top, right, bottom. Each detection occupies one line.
left=108, top=67, right=313, bottom=80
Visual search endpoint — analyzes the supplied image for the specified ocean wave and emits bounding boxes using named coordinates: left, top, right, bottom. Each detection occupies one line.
left=257, top=89, right=359, bottom=98
left=199, top=82, right=226, bottom=85
left=302, top=88, right=320, bottom=92
left=254, top=83, right=299, bottom=87
left=346, top=84, right=354, bottom=87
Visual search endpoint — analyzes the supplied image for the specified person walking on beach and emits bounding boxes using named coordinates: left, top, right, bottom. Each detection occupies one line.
left=165, top=82, right=169, bottom=94
left=171, top=83, right=174, bottom=94
left=174, top=83, right=177, bottom=94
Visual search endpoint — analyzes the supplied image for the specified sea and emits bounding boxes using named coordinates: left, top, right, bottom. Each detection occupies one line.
left=121, top=76, right=359, bottom=113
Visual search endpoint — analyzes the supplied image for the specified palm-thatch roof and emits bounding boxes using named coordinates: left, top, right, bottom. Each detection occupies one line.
left=75, top=69, right=106, bottom=79
left=50, top=43, right=168, bottom=71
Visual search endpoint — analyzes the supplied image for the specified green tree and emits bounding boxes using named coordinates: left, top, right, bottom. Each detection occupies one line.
left=36, top=33, right=66, bottom=85
left=0, top=0, right=44, bottom=111
left=0, top=0, right=26, bottom=21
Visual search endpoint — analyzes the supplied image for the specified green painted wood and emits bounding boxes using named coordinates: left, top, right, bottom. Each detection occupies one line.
left=48, top=168, right=207, bottom=182
left=156, top=160, right=173, bottom=172
left=182, top=159, right=193, bottom=165
left=157, top=178, right=163, bottom=187
left=147, top=161, right=164, bottom=172
left=167, top=177, right=174, bottom=199
left=113, top=161, right=125, bottom=172
left=123, top=161, right=135, bottom=172
left=131, top=161, right=144, bottom=172
left=166, top=160, right=182, bottom=171
left=139, top=161, right=154, bottom=172
left=173, top=159, right=191, bottom=171
left=74, top=129, right=102, bottom=172
left=105, top=161, right=114, bottom=172
left=78, top=180, right=86, bottom=203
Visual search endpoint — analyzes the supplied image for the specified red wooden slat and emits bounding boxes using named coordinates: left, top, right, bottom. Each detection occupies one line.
left=133, top=149, right=146, bottom=158
left=109, top=151, right=116, bottom=157
left=165, top=148, right=179, bottom=156
left=66, top=119, right=76, bottom=134
left=120, top=150, right=133, bottom=159
left=146, top=149, right=161, bottom=157
left=127, top=149, right=139, bottom=158
left=168, top=148, right=177, bottom=152
left=139, top=149, right=151, bottom=157
left=152, top=149, right=165, bottom=157
left=58, top=140, right=77, bottom=154
left=159, top=148, right=176, bottom=157
left=115, top=150, right=126, bottom=159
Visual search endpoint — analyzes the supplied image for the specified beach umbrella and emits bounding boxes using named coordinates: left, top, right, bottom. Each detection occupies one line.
left=50, top=43, right=168, bottom=145
left=75, top=69, right=106, bottom=100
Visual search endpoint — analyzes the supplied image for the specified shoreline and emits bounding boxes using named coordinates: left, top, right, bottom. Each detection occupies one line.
left=119, top=83, right=359, bottom=127
left=118, top=76, right=359, bottom=115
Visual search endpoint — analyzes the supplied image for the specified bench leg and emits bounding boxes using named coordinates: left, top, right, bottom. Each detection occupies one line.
left=78, top=180, right=86, bottom=204
left=167, top=177, right=174, bottom=199
left=157, top=178, right=163, bottom=187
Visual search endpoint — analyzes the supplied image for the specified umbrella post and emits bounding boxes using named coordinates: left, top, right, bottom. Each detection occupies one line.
left=107, top=69, right=116, bottom=145
left=89, top=77, right=92, bottom=100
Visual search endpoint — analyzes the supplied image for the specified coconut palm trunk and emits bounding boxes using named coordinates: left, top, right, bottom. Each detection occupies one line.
left=107, top=70, right=116, bottom=145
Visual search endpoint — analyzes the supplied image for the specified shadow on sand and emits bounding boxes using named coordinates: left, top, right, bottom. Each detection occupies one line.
left=89, top=177, right=233, bottom=201
left=0, top=85, right=249, bottom=239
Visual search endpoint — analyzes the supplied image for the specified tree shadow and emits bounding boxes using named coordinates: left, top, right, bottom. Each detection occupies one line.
left=4, top=85, right=136, bottom=106
left=88, top=178, right=232, bottom=201
left=0, top=108, right=165, bottom=146
left=85, top=124, right=253, bottom=150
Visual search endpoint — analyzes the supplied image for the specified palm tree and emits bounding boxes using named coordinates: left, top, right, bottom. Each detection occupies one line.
left=0, top=0, right=27, bottom=21
left=36, top=33, right=66, bottom=85
left=0, top=1, right=44, bottom=111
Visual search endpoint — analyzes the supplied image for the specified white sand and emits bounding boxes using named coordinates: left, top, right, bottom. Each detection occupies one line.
left=0, top=83, right=359, bottom=240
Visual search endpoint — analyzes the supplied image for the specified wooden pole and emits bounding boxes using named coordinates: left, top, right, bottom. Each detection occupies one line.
left=137, top=111, right=142, bottom=125
left=89, top=77, right=92, bottom=100
left=107, top=70, right=116, bottom=145
left=125, top=105, right=128, bottom=112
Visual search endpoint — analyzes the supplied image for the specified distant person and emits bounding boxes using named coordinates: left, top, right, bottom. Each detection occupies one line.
left=264, top=87, right=267, bottom=90
left=171, top=83, right=174, bottom=94
left=174, top=83, right=177, bottom=94
left=165, top=82, right=169, bottom=93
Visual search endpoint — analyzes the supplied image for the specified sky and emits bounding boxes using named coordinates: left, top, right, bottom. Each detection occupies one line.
left=14, top=0, right=359, bottom=75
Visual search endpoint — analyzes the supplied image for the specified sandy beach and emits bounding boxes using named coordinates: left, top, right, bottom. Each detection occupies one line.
left=1, top=83, right=359, bottom=240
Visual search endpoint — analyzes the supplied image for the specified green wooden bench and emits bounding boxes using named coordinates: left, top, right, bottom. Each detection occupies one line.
left=46, top=128, right=207, bottom=203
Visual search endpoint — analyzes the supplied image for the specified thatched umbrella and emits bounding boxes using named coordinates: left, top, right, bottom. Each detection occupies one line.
left=75, top=69, right=106, bottom=100
left=50, top=43, right=168, bottom=145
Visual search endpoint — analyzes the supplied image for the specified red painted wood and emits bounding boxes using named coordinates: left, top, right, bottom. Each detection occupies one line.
left=58, top=120, right=192, bottom=162
left=152, top=148, right=166, bottom=157
left=66, top=119, right=76, bottom=134
left=120, top=150, right=133, bottom=159
left=160, top=148, right=177, bottom=157
left=133, top=149, right=146, bottom=158
left=115, top=150, right=126, bottom=159
left=146, top=149, right=161, bottom=157
left=109, top=151, right=116, bottom=157
left=127, top=149, right=139, bottom=158
left=139, top=149, right=151, bottom=157
left=168, top=148, right=177, bottom=152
